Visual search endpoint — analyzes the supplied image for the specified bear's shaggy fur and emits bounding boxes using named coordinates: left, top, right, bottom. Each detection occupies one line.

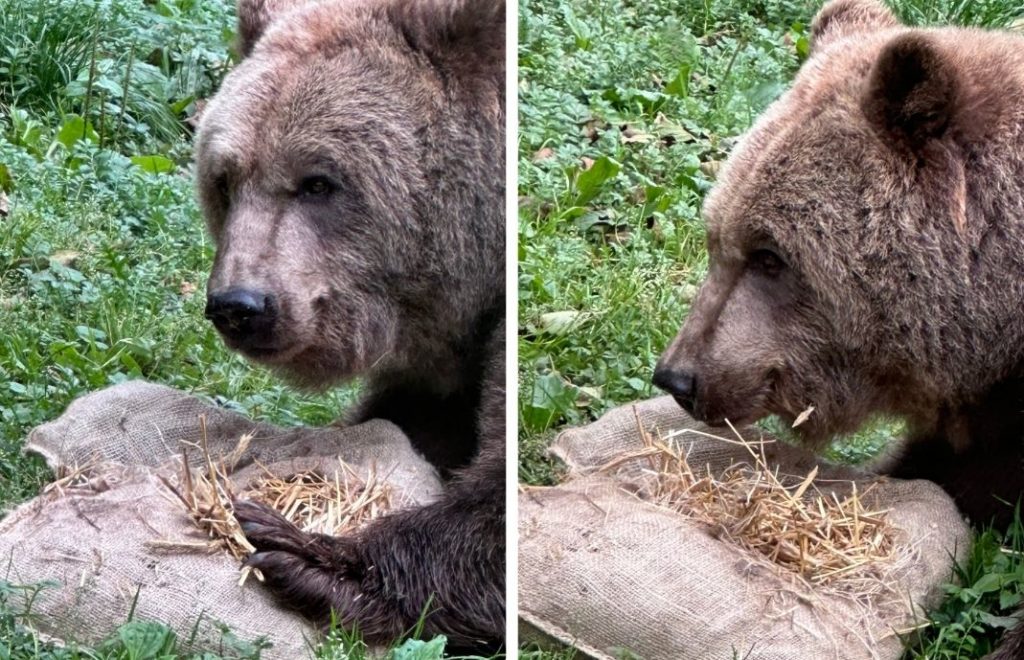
left=653, top=2, right=1024, bottom=655
left=194, top=0, right=505, bottom=651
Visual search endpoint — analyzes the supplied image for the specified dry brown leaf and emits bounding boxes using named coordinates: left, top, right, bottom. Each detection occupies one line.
left=51, top=250, right=81, bottom=268
left=620, top=126, right=654, bottom=144
left=792, top=405, right=815, bottom=429
left=581, top=117, right=608, bottom=142
left=532, top=147, right=554, bottom=162
left=700, top=160, right=722, bottom=179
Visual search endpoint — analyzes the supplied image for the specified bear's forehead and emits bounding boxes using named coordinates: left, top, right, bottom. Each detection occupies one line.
left=701, top=37, right=900, bottom=242
left=256, top=1, right=403, bottom=60
left=198, top=53, right=429, bottom=173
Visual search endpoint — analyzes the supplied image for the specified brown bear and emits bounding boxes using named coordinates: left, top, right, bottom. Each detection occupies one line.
left=652, top=0, right=1024, bottom=656
left=193, top=0, right=505, bottom=652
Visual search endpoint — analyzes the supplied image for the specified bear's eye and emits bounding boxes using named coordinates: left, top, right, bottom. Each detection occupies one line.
left=298, top=175, right=334, bottom=197
left=748, top=248, right=786, bottom=277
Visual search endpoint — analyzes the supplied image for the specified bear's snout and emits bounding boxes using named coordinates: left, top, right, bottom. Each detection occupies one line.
left=652, top=365, right=699, bottom=415
left=205, top=287, right=279, bottom=351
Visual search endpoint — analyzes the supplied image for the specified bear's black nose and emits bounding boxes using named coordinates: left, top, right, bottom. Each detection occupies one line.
left=205, top=287, right=277, bottom=346
left=652, top=366, right=698, bottom=413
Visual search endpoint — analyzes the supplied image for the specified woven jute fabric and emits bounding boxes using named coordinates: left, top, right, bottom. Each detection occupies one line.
left=519, top=396, right=972, bottom=660
left=1, top=381, right=442, bottom=658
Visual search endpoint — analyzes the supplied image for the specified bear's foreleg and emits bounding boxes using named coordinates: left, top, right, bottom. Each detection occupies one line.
left=987, top=620, right=1024, bottom=660
left=234, top=447, right=504, bottom=653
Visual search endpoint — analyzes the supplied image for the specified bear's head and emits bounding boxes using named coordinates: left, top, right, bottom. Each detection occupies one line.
left=654, top=0, right=1023, bottom=445
left=196, top=0, right=504, bottom=389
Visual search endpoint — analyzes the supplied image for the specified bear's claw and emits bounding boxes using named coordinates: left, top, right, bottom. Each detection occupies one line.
left=234, top=500, right=365, bottom=621
left=233, top=500, right=314, bottom=553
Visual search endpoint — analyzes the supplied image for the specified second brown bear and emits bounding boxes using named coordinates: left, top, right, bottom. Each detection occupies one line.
left=654, top=0, right=1024, bottom=656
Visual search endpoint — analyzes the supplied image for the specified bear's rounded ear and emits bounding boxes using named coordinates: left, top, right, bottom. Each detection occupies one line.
left=810, top=0, right=899, bottom=54
left=388, top=0, right=504, bottom=76
left=236, top=0, right=311, bottom=58
left=861, top=33, right=961, bottom=154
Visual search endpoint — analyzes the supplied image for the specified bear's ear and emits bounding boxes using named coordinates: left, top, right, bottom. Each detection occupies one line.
left=810, top=0, right=899, bottom=54
left=388, top=0, right=504, bottom=75
left=861, top=33, right=961, bottom=154
left=237, top=0, right=312, bottom=58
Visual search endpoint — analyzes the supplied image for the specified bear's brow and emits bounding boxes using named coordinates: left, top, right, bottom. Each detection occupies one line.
left=202, top=149, right=244, bottom=180
left=284, top=151, right=346, bottom=176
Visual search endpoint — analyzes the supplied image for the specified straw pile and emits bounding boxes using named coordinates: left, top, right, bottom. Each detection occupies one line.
left=603, top=415, right=898, bottom=588
left=154, top=416, right=393, bottom=584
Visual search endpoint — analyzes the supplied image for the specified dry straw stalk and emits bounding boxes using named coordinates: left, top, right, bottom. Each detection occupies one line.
left=604, top=414, right=898, bottom=589
left=155, top=415, right=393, bottom=584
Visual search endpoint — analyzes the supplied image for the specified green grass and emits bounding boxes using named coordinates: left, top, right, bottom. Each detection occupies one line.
left=518, top=0, right=1024, bottom=657
left=0, top=579, right=494, bottom=660
left=518, top=0, right=817, bottom=481
left=0, top=0, right=356, bottom=515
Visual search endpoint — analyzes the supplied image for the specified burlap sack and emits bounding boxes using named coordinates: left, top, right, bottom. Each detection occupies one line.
left=519, top=396, right=972, bottom=660
left=1, top=381, right=443, bottom=658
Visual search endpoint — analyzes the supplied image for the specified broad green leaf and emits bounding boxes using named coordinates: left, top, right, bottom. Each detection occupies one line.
left=523, top=372, right=575, bottom=433
left=796, top=34, right=810, bottom=59
left=131, top=155, right=177, bottom=174
left=978, top=611, right=1021, bottom=629
left=114, top=620, right=177, bottom=657
left=0, top=164, right=13, bottom=193
left=391, top=636, right=448, bottom=660
left=169, top=95, right=195, bottom=116
left=1000, top=589, right=1023, bottom=610
left=665, top=63, right=692, bottom=98
left=56, top=114, right=99, bottom=150
left=574, top=156, right=620, bottom=206
left=973, top=573, right=1003, bottom=594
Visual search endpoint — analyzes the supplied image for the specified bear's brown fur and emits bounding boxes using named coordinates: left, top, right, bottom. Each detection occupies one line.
left=194, top=0, right=505, bottom=651
left=653, top=2, right=1024, bottom=655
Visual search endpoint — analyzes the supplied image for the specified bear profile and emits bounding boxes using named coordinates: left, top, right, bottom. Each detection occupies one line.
left=653, top=0, right=1024, bottom=656
left=194, top=0, right=505, bottom=651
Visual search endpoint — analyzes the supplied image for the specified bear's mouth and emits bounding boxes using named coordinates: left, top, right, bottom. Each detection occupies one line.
left=699, top=407, right=768, bottom=429
left=760, top=370, right=827, bottom=441
left=234, top=341, right=304, bottom=364
left=761, top=373, right=800, bottom=423
left=692, top=388, right=773, bottom=429
left=698, top=371, right=782, bottom=428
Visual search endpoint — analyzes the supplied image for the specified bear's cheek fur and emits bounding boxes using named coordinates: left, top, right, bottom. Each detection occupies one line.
left=667, top=271, right=791, bottom=424
left=668, top=259, right=870, bottom=438
left=206, top=200, right=397, bottom=385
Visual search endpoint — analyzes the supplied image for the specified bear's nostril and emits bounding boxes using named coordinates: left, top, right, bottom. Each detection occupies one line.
left=652, top=367, right=696, bottom=397
left=652, top=366, right=698, bottom=412
left=205, top=287, right=277, bottom=342
left=205, top=288, right=272, bottom=321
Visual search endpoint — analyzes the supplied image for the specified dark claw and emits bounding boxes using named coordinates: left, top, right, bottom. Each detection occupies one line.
left=244, top=551, right=274, bottom=568
left=233, top=493, right=502, bottom=651
left=233, top=498, right=287, bottom=526
left=238, top=519, right=274, bottom=537
left=245, top=550, right=305, bottom=572
left=233, top=500, right=360, bottom=603
left=233, top=499, right=320, bottom=554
